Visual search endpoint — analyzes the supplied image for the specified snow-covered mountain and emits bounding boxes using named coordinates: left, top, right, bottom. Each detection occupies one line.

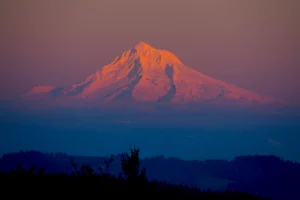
left=21, top=42, right=280, bottom=107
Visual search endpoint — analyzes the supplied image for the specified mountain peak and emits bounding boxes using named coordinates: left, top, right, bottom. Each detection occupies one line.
left=134, top=41, right=154, bottom=51
left=125, top=42, right=182, bottom=65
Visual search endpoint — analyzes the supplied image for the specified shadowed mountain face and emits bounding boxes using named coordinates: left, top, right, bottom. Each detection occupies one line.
left=20, top=42, right=279, bottom=107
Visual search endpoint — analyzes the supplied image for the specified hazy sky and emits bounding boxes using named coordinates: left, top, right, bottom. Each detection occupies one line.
left=0, top=0, right=299, bottom=103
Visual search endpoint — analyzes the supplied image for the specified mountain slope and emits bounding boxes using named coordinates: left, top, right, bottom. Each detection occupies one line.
left=22, top=42, right=277, bottom=106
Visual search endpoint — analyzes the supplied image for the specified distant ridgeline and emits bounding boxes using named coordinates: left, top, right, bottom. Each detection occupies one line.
left=0, top=150, right=300, bottom=200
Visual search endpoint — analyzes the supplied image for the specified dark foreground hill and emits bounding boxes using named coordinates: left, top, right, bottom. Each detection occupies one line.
left=1, top=149, right=300, bottom=199
left=0, top=148, right=268, bottom=200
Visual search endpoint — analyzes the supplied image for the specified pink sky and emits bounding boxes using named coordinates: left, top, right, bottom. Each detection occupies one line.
left=0, top=0, right=299, bottom=103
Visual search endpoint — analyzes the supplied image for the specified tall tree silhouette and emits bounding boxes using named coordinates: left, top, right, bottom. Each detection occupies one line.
left=121, top=147, right=146, bottom=183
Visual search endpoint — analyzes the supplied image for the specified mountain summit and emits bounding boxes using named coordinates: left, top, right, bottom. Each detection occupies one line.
left=22, top=42, right=277, bottom=106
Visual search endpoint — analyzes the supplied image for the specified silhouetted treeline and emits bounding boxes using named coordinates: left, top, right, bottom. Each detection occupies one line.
left=1, top=150, right=299, bottom=199
left=0, top=148, right=267, bottom=199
